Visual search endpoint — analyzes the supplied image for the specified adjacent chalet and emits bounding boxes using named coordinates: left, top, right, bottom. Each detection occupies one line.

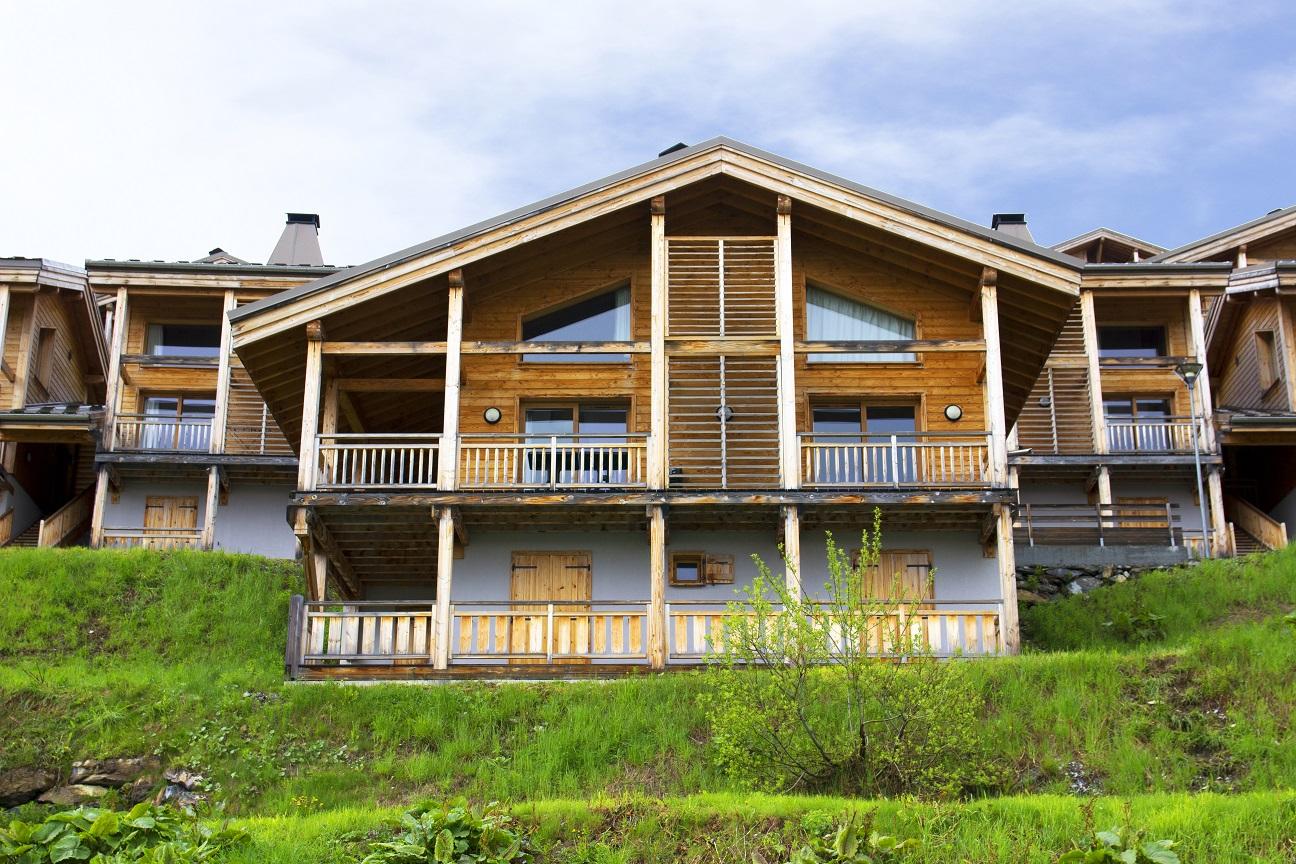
left=1, top=138, right=1292, bottom=679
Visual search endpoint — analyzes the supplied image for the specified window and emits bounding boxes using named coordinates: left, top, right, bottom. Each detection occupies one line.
left=522, top=403, right=629, bottom=485
left=1256, top=330, right=1279, bottom=392
left=1098, top=325, right=1166, bottom=359
left=521, top=284, right=630, bottom=362
left=806, top=285, right=916, bottom=362
left=139, top=394, right=215, bottom=451
left=145, top=323, right=221, bottom=359
left=669, top=552, right=727, bottom=587
left=810, top=402, right=918, bottom=483
left=1104, top=397, right=1174, bottom=451
left=33, top=327, right=57, bottom=387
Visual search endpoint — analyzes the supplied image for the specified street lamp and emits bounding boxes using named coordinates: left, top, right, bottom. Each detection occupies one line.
left=1175, top=361, right=1211, bottom=558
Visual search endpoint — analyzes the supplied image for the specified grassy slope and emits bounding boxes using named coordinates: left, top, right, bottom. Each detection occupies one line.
left=2, top=546, right=1295, bottom=859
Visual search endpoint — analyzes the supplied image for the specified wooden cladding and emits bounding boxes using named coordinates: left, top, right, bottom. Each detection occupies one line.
left=667, top=355, right=780, bottom=488
left=667, top=237, right=777, bottom=336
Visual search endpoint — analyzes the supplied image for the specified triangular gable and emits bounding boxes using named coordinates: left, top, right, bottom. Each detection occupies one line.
left=230, top=137, right=1082, bottom=349
left=1053, top=227, right=1165, bottom=262
left=1151, top=204, right=1296, bottom=264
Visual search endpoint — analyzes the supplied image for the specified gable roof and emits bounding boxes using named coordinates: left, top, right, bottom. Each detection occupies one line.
left=1150, top=204, right=1296, bottom=263
left=229, top=137, right=1082, bottom=347
left=1053, top=227, right=1165, bottom=260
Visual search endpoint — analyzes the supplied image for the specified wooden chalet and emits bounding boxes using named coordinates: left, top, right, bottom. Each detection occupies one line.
left=228, top=138, right=1091, bottom=677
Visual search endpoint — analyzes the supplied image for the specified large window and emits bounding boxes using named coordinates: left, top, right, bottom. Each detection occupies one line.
left=1098, top=325, right=1166, bottom=359
left=145, top=323, right=221, bottom=359
left=140, top=394, right=215, bottom=451
left=1104, top=397, right=1173, bottom=451
left=521, top=284, right=630, bottom=363
left=522, top=403, right=629, bottom=484
left=806, top=285, right=916, bottom=362
left=810, top=402, right=918, bottom=483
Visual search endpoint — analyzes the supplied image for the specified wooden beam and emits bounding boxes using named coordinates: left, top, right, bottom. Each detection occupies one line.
left=297, top=321, right=324, bottom=491
left=322, top=340, right=648, bottom=355
left=794, top=338, right=985, bottom=354
left=0, top=287, right=9, bottom=391
left=1186, top=289, right=1216, bottom=451
left=979, top=269, right=1009, bottom=486
left=1079, top=292, right=1108, bottom=454
left=439, top=270, right=464, bottom=490
left=209, top=290, right=237, bottom=454
left=434, top=506, right=455, bottom=669
left=775, top=195, right=799, bottom=490
left=649, top=195, right=667, bottom=490
left=103, top=287, right=128, bottom=449
left=305, top=510, right=361, bottom=599
left=994, top=503, right=1019, bottom=653
left=648, top=503, right=666, bottom=669
left=335, top=377, right=446, bottom=392
left=10, top=293, right=35, bottom=410
left=89, top=464, right=109, bottom=548
left=294, top=489, right=1015, bottom=507
left=781, top=504, right=801, bottom=595
left=202, top=465, right=221, bottom=549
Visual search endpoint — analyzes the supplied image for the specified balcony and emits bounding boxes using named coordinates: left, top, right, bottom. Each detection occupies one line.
left=458, top=433, right=649, bottom=490
left=100, top=527, right=204, bottom=550
left=1105, top=417, right=1200, bottom=453
left=799, top=433, right=992, bottom=488
left=316, top=433, right=442, bottom=490
left=286, top=597, right=1003, bottom=677
left=1012, top=503, right=1194, bottom=567
left=113, top=414, right=212, bottom=452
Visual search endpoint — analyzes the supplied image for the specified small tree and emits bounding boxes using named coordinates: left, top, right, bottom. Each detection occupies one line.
left=703, top=508, right=998, bottom=797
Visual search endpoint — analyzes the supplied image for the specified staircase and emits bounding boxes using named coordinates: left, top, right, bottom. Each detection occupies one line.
left=5, top=522, right=40, bottom=548
left=1232, top=526, right=1265, bottom=557
left=1224, top=494, right=1289, bottom=556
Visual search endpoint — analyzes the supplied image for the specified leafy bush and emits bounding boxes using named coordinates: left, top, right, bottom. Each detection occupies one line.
left=0, top=802, right=248, bottom=863
left=359, top=802, right=532, bottom=863
left=786, top=812, right=918, bottom=864
left=1059, top=826, right=1180, bottom=864
left=705, top=510, right=1001, bottom=796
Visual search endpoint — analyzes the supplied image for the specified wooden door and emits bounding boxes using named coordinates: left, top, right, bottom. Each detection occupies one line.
left=143, top=496, right=198, bottom=550
left=861, top=550, right=934, bottom=605
left=510, top=551, right=593, bottom=664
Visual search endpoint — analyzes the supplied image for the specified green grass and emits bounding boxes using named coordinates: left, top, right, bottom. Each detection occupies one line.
left=2, top=545, right=1295, bottom=859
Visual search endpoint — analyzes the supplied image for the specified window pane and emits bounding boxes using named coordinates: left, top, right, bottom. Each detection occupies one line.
left=811, top=407, right=863, bottom=484
left=578, top=406, right=627, bottom=434
left=524, top=408, right=574, bottom=435
left=143, top=397, right=178, bottom=416
left=1103, top=399, right=1134, bottom=417
left=812, top=406, right=862, bottom=434
left=146, top=324, right=221, bottom=358
left=523, top=408, right=573, bottom=484
left=1098, top=326, right=1166, bottom=358
left=866, top=406, right=917, bottom=483
left=866, top=405, right=917, bottom=436
left=807, top=286, right=915, bottom=363
left=182, top=398, right=217, bottom=417
left=523, top=285, right=630, bottom=362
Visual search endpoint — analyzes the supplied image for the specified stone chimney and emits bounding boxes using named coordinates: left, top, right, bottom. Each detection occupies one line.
left=268, top=213, right=323, bottom=266
left=990, top=213, right=1034, bottom=243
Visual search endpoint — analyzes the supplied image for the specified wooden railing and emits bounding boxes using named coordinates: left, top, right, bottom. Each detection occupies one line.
left=0, top=507, right=13, bottom=546
left=1225, top=494, right=1288, bottom=551
left=316, top=434, right=441, bottom=489
left=1105, top=418, right=1200, bottom=453
left=37, top=484, right=95, bottom=547
left=100, top=528, right=204, bottom=550
left=225, top=413, right=294, bottom=456
left=293, top=599, right=437, bottom=668
left=1013, top=503, right=1183, bottom=548
left=799, top=433, right=992, bottom=487
left=113, top=414, right=212, bottom=452
left=458, top=433, right=650, bottom=489
left=451, top=601, right=650, bottom=662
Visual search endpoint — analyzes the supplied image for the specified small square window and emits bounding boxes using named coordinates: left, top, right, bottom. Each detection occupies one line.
left=670, top=552, right=706, bottom=587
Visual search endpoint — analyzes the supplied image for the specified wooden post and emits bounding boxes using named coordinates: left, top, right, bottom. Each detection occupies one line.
left=1186, top=289, right=1217, bottom=452
left=297, top=321, right=324, bottom=492
left=0, top=286, right=9, bottom=406
left=1207, top=469, right=1229, bottom=556
left=311, top=549, right=329, bottom=602
left=994, top=503, right=1020, bottom=653
left=648, top=503, right=667, bottom=668
left=1094, top=465, right=1113, bottom=505
left=775, top=195, right=799, bottom=489
left=10, top=294, right=36, bottom=410
left=103, top=287, right=128, bottom=450
left=434, top=506, right=455, bottom=669
left=202, top=466, right=220, bottom=550
left=979, top=269, right=1008, bottom=486
left=438, top=270, right=464, bottom=491
left=1277, top=297, right=1296, bottom=411
left=1079, top=291, right=1108, bottom=454
left=89, top=465, right=110, bottom=548
left=209, top=290, right=237, bottom=454
left=781, top=504, right=801, bottom=596
left=649, top=196, right=668, bottom=490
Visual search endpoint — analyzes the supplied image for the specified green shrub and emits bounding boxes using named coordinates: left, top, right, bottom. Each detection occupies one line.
left=0, top=802, right=248, bottom=863
left=359, top=803, right=532, bottom=863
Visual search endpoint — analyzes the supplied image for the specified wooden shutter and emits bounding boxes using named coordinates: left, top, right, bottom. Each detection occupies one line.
left=143, top=496, right=198, bottom=531
left=1117, top=496, right=1169, bottom=530
left=857, top=549, right=933, bottom=602
left=704, top=554, right=735, bottom=584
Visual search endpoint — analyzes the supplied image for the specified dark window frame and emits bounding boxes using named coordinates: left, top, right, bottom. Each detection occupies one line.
left=519, top=281, right=633, bottom=364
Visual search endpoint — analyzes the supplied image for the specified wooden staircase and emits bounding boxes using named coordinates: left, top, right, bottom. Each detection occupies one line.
left=1224, top=494, right=1288, bottom=556
left=5, top=522, right=40, bottom=548
left=1232, top=526, right=1266, bottom=556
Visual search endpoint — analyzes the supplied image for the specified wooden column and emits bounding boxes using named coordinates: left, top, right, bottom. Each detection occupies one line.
left=1094, top=466, right=1113, bottom=506
left=979, top=269, right=1009, bottom=486
left=1079, top=291, right=1108, bottom=454
left=310, top=548, right=329, bottom=602
left=648, top=504, right=667, bottom=669
left=775, top=195, right=799, bottom=489
left=438, top=270, right=464, bottom=491
left=994, top=503, right=1020, bottom=653
left=89, top=465, right=110, bottom=548
left=1207, top=469, right=1229, bottom=557
left=434, top=506, right=455, bottom=669
left=103, top=287, right=128, bottom=450
left=1277, top=298, right=1296, bottom=411
left=1186, top=289, right=1217, bottom=451
left=781, top=504, right=801, bottom=596
left=10, top=293, right=36, bottom=410
left=648, top=196, right=667, bottom=489
left=297, top=321, right=324, bottom=492
left=0, top=285, right=9, bottom=471
left=209, top=290, right=237, bottom=454
left=202, top=466, right=220, bottom=550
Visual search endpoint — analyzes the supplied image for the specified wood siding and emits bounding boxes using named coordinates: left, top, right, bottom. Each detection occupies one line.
left=1214, top=295, right=1291, bottom=412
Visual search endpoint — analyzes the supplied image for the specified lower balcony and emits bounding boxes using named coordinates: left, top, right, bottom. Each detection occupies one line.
left=1012, top=503, right=1197, bottom=567
left=286, top=597, right=1005, bottom=679
left=100, top=527, right=204, bottom=550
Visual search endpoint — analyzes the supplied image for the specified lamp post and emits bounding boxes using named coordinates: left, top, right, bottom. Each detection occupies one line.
left=1175, top=361, right=1211, bottom=558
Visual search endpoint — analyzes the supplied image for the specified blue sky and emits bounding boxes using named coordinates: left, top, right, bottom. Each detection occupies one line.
left=3, top=1, right=1294, bottom=266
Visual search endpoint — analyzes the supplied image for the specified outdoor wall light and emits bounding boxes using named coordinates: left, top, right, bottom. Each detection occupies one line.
left=943, top=404, right=963, bottom=422
left=1038, top=396, right=1052, bottom=408
left=483, top=407, right=502, bottom=424
left=715, top=405, right=734, bottom=422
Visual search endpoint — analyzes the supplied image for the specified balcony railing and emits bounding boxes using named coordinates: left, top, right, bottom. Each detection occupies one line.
left=316, top=433, right=441, bottom=490
left=1013, top=503, right=1184, bottom=548
left=100, top=527, right=204, bottom=550
left=458, top=433, right=649, bottom=490
left=1105, top=417, right=1200, bottom=453
left=113, top=414, right=212, bottom=452
left=799, top=433, right=992, bottom=487
left=287, top=597, right=1002, bottom=675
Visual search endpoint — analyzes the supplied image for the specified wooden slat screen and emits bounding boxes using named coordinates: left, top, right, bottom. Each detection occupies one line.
left=1016, top=307, right=1097, bottom=454
left=667, top=238, right=776, bottom=336
left=667, top=355, right=780, bottom=488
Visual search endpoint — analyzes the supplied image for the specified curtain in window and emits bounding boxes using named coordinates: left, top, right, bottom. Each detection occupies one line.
left=807, top=286, right=915, bottom=362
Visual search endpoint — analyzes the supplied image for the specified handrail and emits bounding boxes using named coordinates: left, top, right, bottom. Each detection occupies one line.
left=113, top=413, right=213, bottom=452
left=798, top=432, right=992, bottom=487
left=316, top=433, right=441, bottom=489
left=1105, top=418, right=1200, bottom=453
left=1224, top=494, right=1288, bottom=551
left=1013, top=503, right=1183, bottom=548
left=100, top=527, right=203, bottom=550
left=459, top=433, right=649, bottom=490
left=37, top=484, right=95, bottom=548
